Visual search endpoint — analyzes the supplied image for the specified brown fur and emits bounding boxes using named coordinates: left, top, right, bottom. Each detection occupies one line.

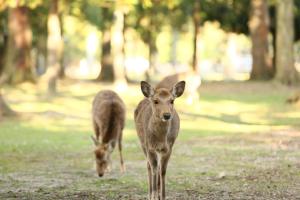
left=92, top=90, right=126, bottom=177
left=134, top=81, right=185, bottom=200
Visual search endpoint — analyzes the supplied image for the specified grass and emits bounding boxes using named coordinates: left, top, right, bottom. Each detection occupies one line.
left=0, top=80, right=300, bottom=199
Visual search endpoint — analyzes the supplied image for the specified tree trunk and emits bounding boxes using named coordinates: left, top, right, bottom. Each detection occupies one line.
left=111, top=9, right=127, bottom=87
left=271, top=28, right=276, bottom=75
left=192, top=0, right=201, bottom=72
left=145, top=38, right=157, bottom=82
left=4, top=6, right=34, bottom=84
left=249, top=0, right=273, bottom=80
left=58, top=12, right=65, bottom=79
left=0, top=32, right=7, bottom=75
left=96, top=29, right=114, bottom=81
left=275, top=0, right=299, bottom=85
left=0, top=19, right=16, bottom=118
left=45, top=0, right=63, bottom=94
left=170, top=29, right=179, bottom=67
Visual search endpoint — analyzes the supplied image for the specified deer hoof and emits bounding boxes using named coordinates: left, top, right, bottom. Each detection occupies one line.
left=120, top=164, right=126, bottom=173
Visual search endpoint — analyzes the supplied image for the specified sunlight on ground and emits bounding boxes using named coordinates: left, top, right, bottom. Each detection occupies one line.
left=2, top=81, right=299, bottom=139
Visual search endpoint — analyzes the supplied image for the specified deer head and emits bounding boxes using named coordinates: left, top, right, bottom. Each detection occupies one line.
left=141, top=81, right=185, bottom=122
left=91, top=136, right=113, bottom=177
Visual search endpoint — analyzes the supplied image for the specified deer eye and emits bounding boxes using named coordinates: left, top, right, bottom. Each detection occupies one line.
left=154, top=100, right=159, bottom=104
left=170, top=100, right=174, bottom=104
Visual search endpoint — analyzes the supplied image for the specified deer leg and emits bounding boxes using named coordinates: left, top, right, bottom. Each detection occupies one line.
left=118, top=132, right=125, bottom=173
left=148, top=152, right=158, bottom=200
left=157, top=166, right=161, bottom=200
left=159, top=153, right=171, bottom=200
left=147, top=161, right=152, bottom=200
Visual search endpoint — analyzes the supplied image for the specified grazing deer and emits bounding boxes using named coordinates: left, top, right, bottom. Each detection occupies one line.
left=134, top=81, right=185, bottom=200
left=91, top=90, right=126, bottom=177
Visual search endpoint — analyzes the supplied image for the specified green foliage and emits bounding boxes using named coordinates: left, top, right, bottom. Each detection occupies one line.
left=28, top=5, right=48, bottom=48
left=201, top=0, right=250, bottom=34
left=127, top=1, right=169, bottom=45
left=66, top=0, right=114, bottom=31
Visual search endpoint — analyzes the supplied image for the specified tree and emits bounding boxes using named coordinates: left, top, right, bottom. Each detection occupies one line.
left=80, top=2, right=116, bottom=82
left=111, top=7, right=127, bottom=86
left=249, top=0, right=273, bottom=80
left=0, top=9, right=8, bottom=75
left=130, top=1, right=168, bottom=81
left=0, top=9, right=16, bottom=117
left=275, top=0, right=299, bottom=85
left=3, top=5, right=35, bottom=84
left=96, top=7, right=114, bottom=82
left=0, top=0, right=44, bottom=117
left=43, top=0, right=63, bottom=94
left=192, top=0, right=201, bottom=72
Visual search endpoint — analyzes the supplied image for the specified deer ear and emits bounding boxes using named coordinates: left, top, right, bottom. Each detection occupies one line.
left=91, top=135, right=99, bottom=146
left=172, top=81, right=185, bottom=98
left=141, top=81, right=154, bottom=97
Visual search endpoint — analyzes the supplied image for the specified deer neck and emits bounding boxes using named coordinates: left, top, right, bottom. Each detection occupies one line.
left=148, top=114, right=171, bottom=138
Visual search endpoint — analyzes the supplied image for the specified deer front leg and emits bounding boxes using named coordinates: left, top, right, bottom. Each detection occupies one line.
left=147, top=161, right=152, bottom=200
left=148, top=152, right=158, bottom=200
left=159, top=153, right=171, bottom=200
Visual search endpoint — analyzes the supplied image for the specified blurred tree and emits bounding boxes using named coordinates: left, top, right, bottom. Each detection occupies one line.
left=3, top=5, right=35, bottom=84
left=111, top=6, right=127, bottom=86
left=81, top=1, right=133, bottom=84
left=275, top=0, right=299, bottom=85
left=192, top=0, right=201, bottom=72
left=0, top=10, right=8, bottom=75
left=42, top=0, right=63, bottom=94
left=201, top=0, right=274, bottom=80
left=96, top=7, right=114, bottom=82
left=295, top=1, right=300, bottom=41
left=0, top=0, right=45, bottom=85
left=80, top=1, right=121, bottom=82
left=0, top=0, right=44, bottom=117
left=129, top=0, right=168, bottom=81
left=263, top=0, right=300, bottom=76
left=0, top=9, right=16, bottom=117
left=29, top=4, right=49, bottom=77
left=249, top=0, right=273, bottom=80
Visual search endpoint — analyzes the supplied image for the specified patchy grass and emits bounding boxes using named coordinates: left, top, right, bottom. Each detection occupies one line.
left=0, top=81, right=300, bottom=199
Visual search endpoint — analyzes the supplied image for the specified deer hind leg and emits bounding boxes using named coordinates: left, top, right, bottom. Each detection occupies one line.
left=118, top=130, right=125, bottom=173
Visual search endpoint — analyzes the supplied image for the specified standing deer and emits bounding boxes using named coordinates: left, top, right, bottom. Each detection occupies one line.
left=134, top=81, right=185, bottom=200
left=91, top=90, right=125, bottom=177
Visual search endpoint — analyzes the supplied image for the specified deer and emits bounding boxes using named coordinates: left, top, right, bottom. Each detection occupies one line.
left=91, top=90, right=126, bottom=177
left=134, top=80, right=185, bottom=200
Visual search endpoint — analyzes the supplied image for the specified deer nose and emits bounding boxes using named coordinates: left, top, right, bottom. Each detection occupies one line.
left=98, top=173, right=104, bottom=177
left=163, top=113, right=171, bottom=120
